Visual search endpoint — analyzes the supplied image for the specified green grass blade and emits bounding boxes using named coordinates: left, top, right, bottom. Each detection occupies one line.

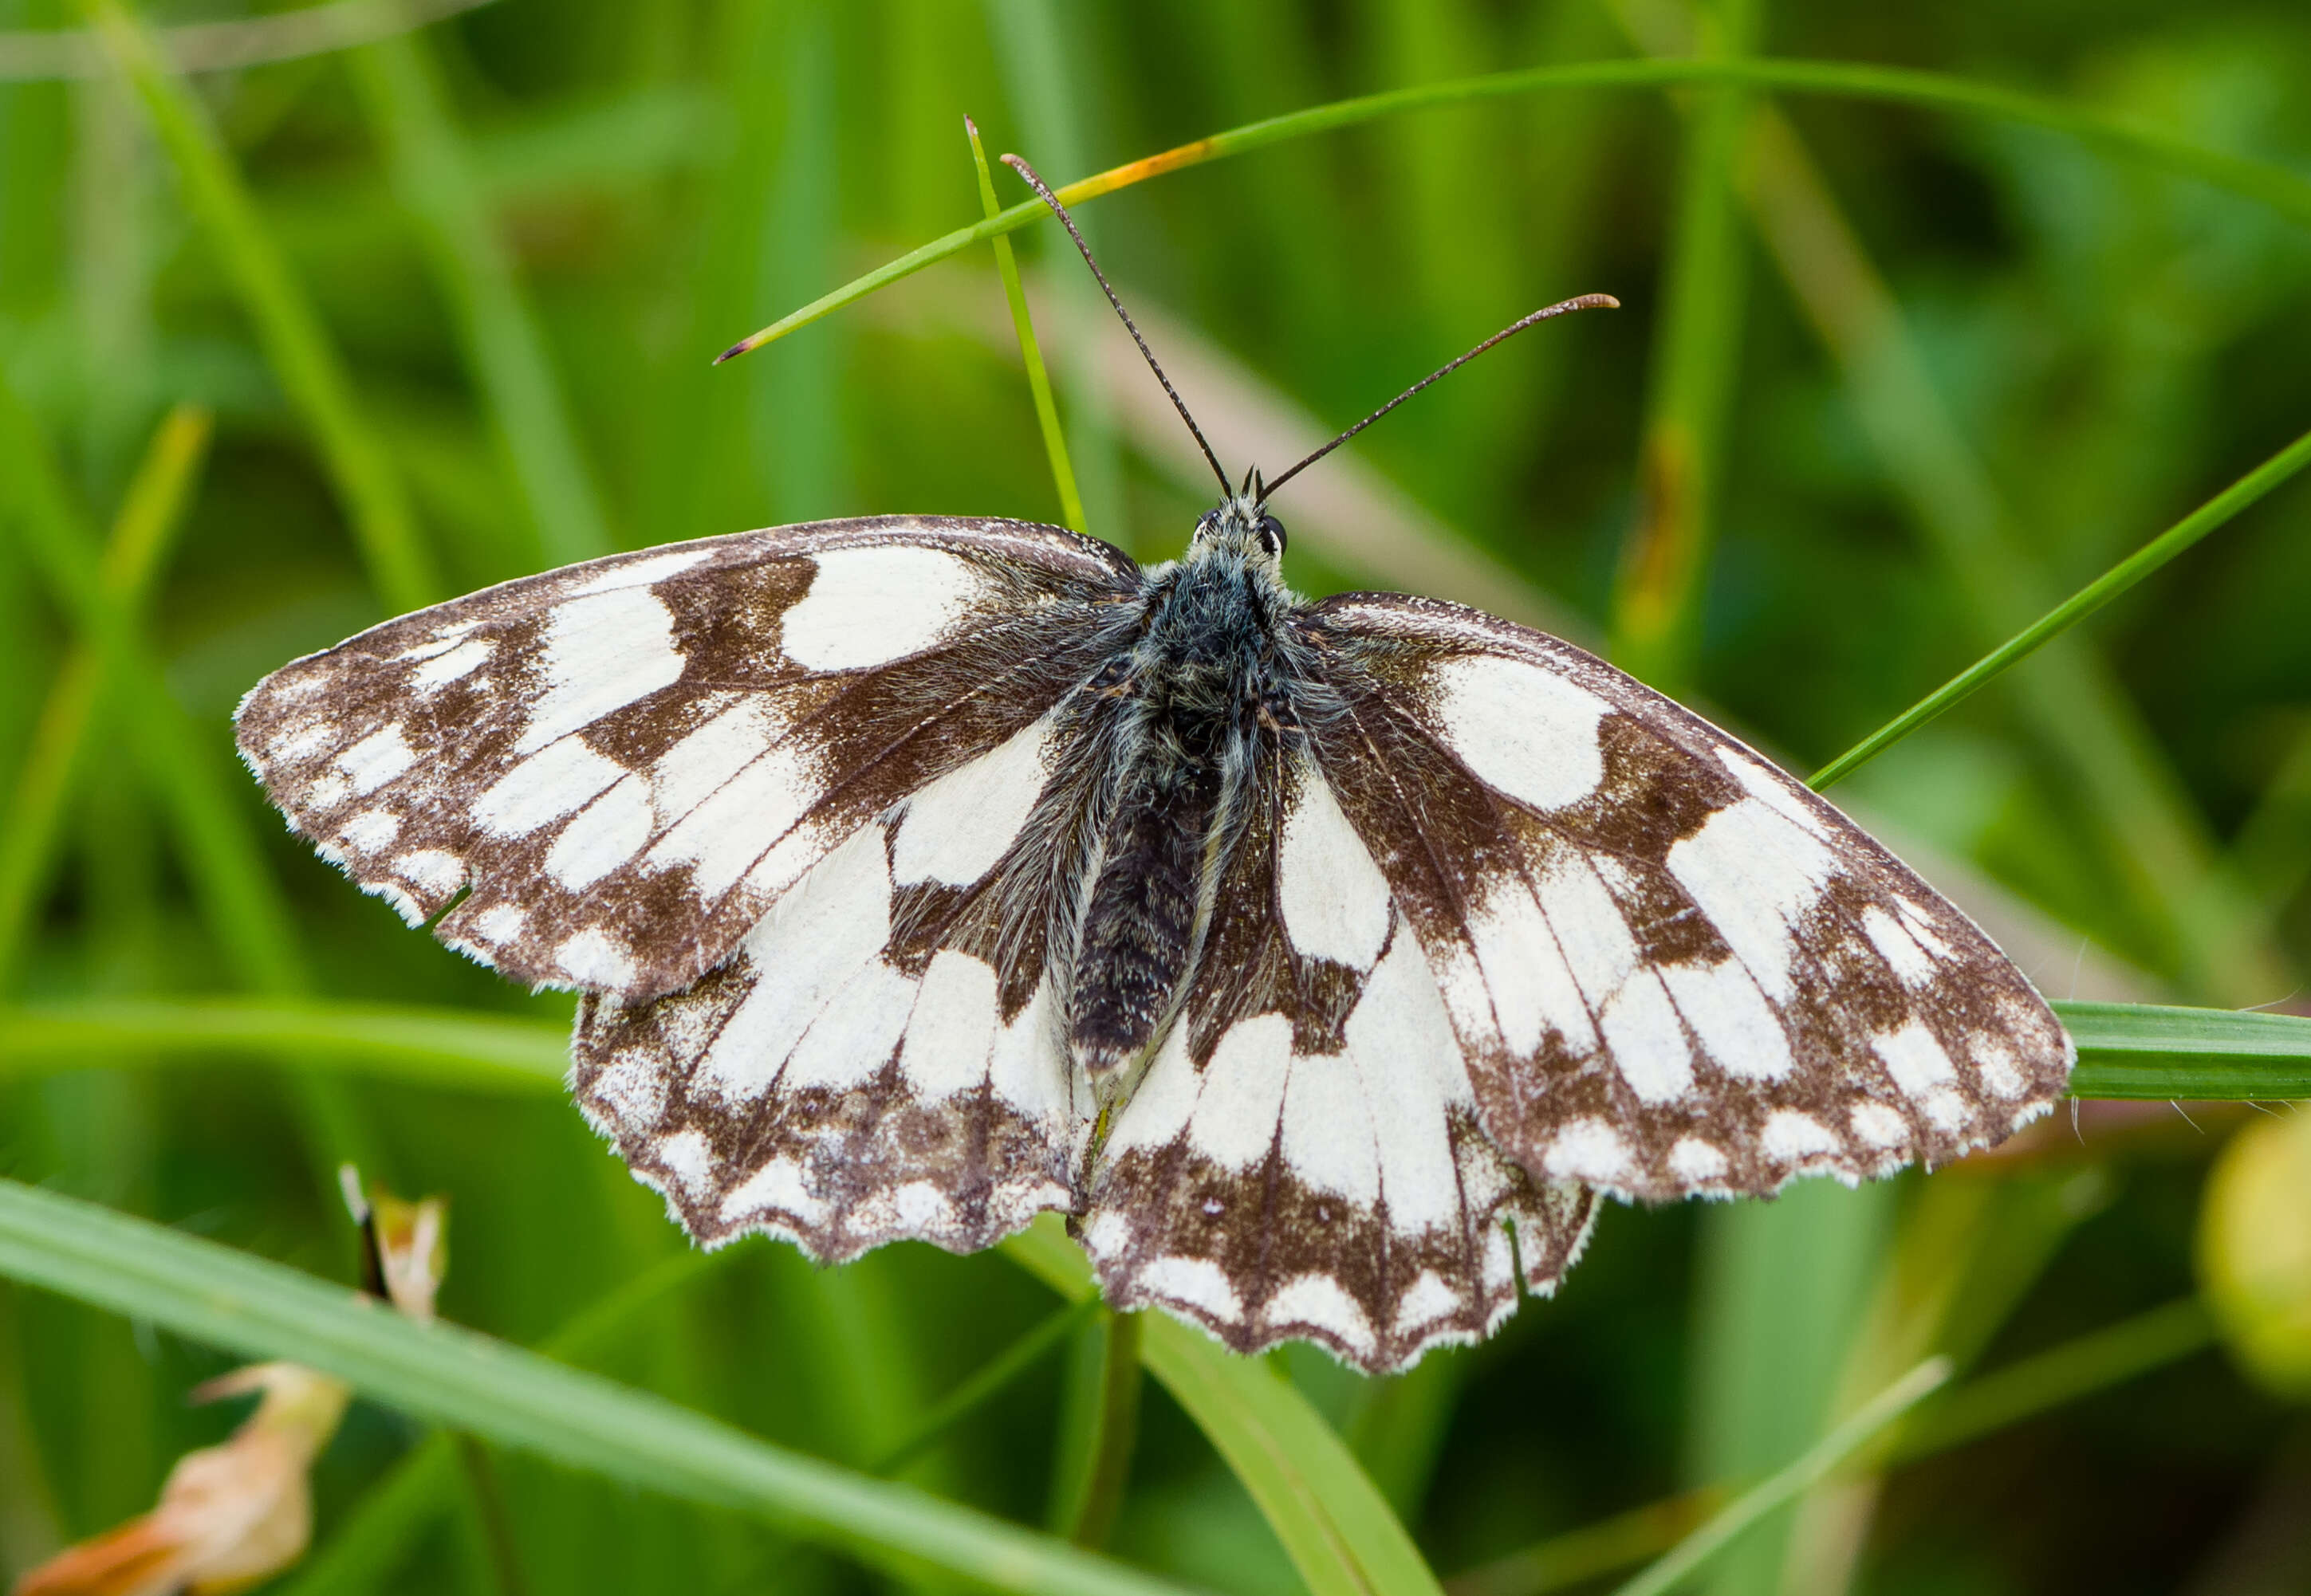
left=282, top=1249, right=740, bottom=1596
left=0, top=375, right=314, bottom=1000
left=1892, top=1299, right=2212, bottom=1460
left=1445, top=1493, right=1721, bottom=1596
left=0, top=1178, right=1204, bottom=1596
left=0, top=404, right=207, bottom=987
left=1711, top=70, right=2282, bottom=1004
left=982, top=0, right=1126, bottom=547
left=0, top=998, right=569, bottom=1090
left=968, top=113, right=1085, bottom=535
left=2056, top=1001, right=2311, bottom=1099
left=350, top=29, right=614, bottom=568
left=1810, top=425, right=2311, bottom=792
left=1005, top=1216, right=1443, bottom=1596
left=718, top=57, right=2311, bottom=360
left=0, top=0, right=498, bottom=81
left=82, top=0, right=436, bottom=611
left=1609, top=0, right=1762, bottom=693
left=12, top=997, right=2310, bottom=1100
left=875, top=1297, right=1100, bottom=1478
left=1612, top=1359, right=1949, bottom=1596
left=1451, top=1293, right=2213, bottom=1596
left=1046, top=1307, right=1142, bottom=1548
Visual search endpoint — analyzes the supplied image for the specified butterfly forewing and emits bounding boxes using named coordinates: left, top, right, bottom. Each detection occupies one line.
left=1293, top=593, right=2074, bottom=1202
left=236, top=517, right=1139, bottom=1002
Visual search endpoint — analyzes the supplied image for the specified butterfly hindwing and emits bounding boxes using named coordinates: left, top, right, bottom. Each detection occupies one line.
left=236, top=517, right=1139, bottom=1003
left=1294, top=592, right=2074, bottom=1202
left=572, top=789, right=1095, bottom=1259
left=1082, top=747, right=1597, bottom=1371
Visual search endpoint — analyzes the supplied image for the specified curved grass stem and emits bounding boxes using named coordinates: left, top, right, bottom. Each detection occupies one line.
left=0, top=404, right=208, bottom=989
left=1610, top=1358, right=1949, bottom=1596
left=968, top=115, right=1087, bottom=536
left=719, top=57, right=2311, bottom=362
left=1810, top=426, right=2311, bottom=792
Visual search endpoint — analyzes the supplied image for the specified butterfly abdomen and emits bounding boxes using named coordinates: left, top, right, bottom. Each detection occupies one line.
left=1063, top=552, right=1285, bottom=1081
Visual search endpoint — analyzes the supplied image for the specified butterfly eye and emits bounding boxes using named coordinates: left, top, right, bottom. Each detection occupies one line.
left=1257, top=516, right=1288, bottom=556
left=1195, top=511, right=1221, bottom=538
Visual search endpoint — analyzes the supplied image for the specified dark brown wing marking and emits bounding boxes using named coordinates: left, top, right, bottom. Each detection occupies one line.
left=1290, top=592, right=2073, bottom=1201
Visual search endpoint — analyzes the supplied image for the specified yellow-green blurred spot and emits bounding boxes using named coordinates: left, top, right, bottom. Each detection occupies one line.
left=2199, top=1109, right=2311, bottom=1398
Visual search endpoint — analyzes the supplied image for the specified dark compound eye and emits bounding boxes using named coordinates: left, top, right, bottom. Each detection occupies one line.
left=1256, top=516, right=1288, bottom=556
left=1195, top=510, right=1221, bottom=538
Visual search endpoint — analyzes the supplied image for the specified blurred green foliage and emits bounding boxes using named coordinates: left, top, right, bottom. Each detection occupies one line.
left=2, top=0, right=2309, bottom=1593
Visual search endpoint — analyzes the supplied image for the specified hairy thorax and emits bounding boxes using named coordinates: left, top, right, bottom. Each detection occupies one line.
left=1064, top=536, right=1299, bottom=1083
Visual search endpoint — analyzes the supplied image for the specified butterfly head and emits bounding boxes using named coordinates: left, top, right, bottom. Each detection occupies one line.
left=1192, top=469, right=1288, bottom=568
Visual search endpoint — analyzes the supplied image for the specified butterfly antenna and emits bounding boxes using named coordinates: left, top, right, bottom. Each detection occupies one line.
left=1002, top=153, right=1232, bottom=496
left=1261, top=293, right=1620, bottom=497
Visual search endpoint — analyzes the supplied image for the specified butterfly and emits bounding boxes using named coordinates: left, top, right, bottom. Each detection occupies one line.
left=236, top=159, right=2072, bottom=1373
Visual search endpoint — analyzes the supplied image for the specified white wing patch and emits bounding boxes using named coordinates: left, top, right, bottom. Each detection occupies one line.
left=891, top=713, right=1057, bottom=886
left=1275, top=761, right=1393, bottom=969
left=779, top=545, right=986, bottom=671
left=573, top=818, right=1081, bottom=1260
left=1088, top=926, right=1595, bottom=1370
left=1428, top=652, right=1610, bottom=812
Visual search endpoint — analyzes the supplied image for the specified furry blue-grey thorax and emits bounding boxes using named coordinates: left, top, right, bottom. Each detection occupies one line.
left=1061, top=493, right=1309, bottom=1087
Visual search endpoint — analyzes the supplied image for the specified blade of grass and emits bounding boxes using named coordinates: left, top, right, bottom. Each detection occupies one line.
left=1444, top=1491, right=1722, bottom=1596
left=0, top=403, right=207, bottom=987
left=12, top=997, right=2309, bottom=1099
left=1, top=0, right=495, bottom=81
left=1449, top=1290, right=2213, bottom=1596
left=1004, top=1214, right=1444, bottom=1596
left=81, top=0, right=436, bottom=612
left=1047, top=1308, right=1142, bottom=1549
left=1683, top=1175, right=1890, bottom=1596
left=2052, top=1001, right=2311, bottom=1098
left=0, top=1178, right=1203, bottom=1596
left=968, top=112, right=1085, bottom=535
left=349, top=29, right=614, bottom=568
left=1614, top=1358, right=1950, bottom=1596
left=1703, top=55, right=2284, bottom=1004
left=2228, top=726, right=2311, bottom=927
left=982, top=0, right=1124, bottom=546
left=0, top=374, right=336, bottom=1013
left=1890, top=1299, right=2213, bottom=1460
left=1809, top=424, right=2311, bottom=791
left=718, top=57, right=2311, bottom=361
left=1609, top=0, right=1762, bottom=693
left=874, top=1296, right=1100, bottom=1478
left=281, top=1248, right=738, bottom=1596
left=0, top=997, right=569, bottom=1090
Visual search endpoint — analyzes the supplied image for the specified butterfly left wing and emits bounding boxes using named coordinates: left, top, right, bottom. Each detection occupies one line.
left=1081, top=746, right=1597, bottom=1373
left=237, top=517, right=1139, bottom=1003
left=1288, top=593, right=2074, bottom=1203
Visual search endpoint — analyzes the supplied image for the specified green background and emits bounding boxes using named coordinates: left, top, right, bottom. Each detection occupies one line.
left=2, top=0, right=2309, bottom=1592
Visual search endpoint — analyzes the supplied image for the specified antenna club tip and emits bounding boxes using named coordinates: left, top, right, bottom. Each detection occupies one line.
left=1592, top=293, right=1622, bottom=310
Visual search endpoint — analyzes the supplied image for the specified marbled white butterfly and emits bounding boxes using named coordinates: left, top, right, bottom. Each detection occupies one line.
left=237, top=159, right=2071, bottom=1372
